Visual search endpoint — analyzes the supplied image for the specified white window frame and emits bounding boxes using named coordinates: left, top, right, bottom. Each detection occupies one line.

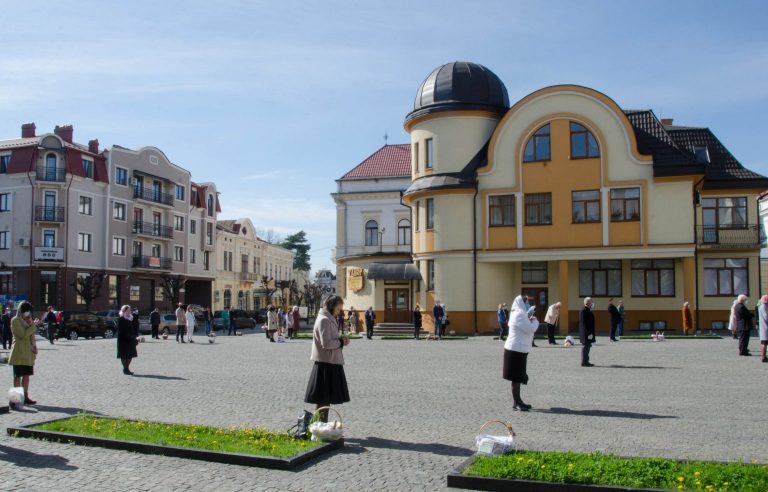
left=114, top=166, right=128, bottom=186
left=78, top=232, right=93, bottom=252
left=0, top=193, right=11, bottom=212
left=112, top=236, right=126, bottom=256
left=82, top=158, right=94, bottom=179
left=175, top=184, right=185, bottom=202
left=79, top=195, right=93, bottom=216
left=189, top=248, right=196, bottom=264
left=113, top=201, right=127, bottom=221
left=0, top=231, right=9, bottom=250
left=174, top=215, right=184, bottom=232
left=190, top=219, right=196, bottom=235
left=42, top=229, right=56, bottom=247
left=174, top=245, right=184, bottom=262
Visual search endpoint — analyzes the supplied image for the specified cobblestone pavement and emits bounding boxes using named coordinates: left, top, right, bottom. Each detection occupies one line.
left=1, top=332, right=765, bottom=491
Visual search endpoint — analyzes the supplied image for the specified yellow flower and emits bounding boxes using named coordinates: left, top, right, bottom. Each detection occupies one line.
left=694, top=471, right=701, bottom=477
left=527, top=459, right=534, bottom=464
left=567, top=463, right=574, bottom=468
left=723, top=483, right=730, bottom=486
left=541, top=465, right=546, bottom=469
left=677, top=476, right=685, bottom=482
left=677, top=486, right=684, bottom=491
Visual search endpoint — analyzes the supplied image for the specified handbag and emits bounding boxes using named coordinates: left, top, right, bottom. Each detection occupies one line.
left=286, top=410, right=313, bottom=439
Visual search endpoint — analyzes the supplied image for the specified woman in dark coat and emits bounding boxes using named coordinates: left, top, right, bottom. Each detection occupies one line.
left=413, top=305, right=422, bottom=339
left=117, top=305, right=138, bottom=375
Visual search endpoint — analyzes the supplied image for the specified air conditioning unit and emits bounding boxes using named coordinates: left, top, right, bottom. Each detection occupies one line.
left=18, top=238, right=30, bottom=247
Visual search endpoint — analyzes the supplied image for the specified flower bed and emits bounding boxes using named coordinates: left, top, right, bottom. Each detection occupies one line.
left=448, top=451, right=768, bottom=492
left=8, top=413, right=341, bottom=470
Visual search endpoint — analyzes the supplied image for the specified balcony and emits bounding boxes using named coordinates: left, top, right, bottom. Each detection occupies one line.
left=696, top=225, right=764, bottom=249
left=238, top=272, right=260, bottom=282
left=36, top=166, right=66, bottom=182
left=131, top=255, right=172, bottom=270
left=34, top=206, right=65, bottom=222
left=133, top=221, right=174, bottom=240
left=133, top=186, right=174, bottom=207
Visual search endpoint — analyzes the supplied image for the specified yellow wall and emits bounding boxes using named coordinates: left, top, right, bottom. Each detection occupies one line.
left=647, top=182, right=694, bottom=244
left=410, top=115, right=499, bottom=176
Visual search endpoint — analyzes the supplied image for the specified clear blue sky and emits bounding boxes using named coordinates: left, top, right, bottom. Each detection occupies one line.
left=2, top=1, right=767, bottom=272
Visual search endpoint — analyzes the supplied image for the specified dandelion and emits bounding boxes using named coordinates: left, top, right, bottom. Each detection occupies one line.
left=541, top=465, right=546, bottom=469
left=677, top=476, right=685, bottom=483
left=677, top=486, right=684, bottom=491
left=723, top=482, right=730, bottom=487
left=527, top=459, right=535, bottom=464
left=694, top=471, right=701, bottom=477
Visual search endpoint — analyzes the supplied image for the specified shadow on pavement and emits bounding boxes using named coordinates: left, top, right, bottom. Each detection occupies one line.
left=131, top=374, right=187, bottom=380
left=0, top=444, right=78, bottom=470
left=27, top=405, right=104, bottom=416
left=533, top=407, right=677, bottom=420
left=349, top=437, right=473, bottom=457
left=603, top=364, right=681, bottom=370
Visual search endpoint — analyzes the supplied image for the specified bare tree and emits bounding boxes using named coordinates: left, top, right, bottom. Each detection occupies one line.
left=277, top=280, right=291, bottom=307
left=304, top=282, right=323, bottom=319
left=71, top=272, right=105, bottom=311
left=160, top=273, right=186, bottom=309
left=256, top=228, right=284, bottom=245
left=260, top=276, right=277, bottom=306
left=289, top=279, right=306, bottom=307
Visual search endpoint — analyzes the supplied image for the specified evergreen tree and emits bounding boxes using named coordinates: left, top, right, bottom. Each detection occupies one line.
left=281, top=231, right=311, bottom=271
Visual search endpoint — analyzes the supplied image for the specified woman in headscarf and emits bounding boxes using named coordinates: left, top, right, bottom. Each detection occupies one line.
left=682, top=302, right=693, bottom=336
left=9, top=301, right=38, bottom=405
left=503, top=295, right=540, bottom=411
left=117, top=305, right=138, bottom=375
left=728, top=298, right=738, bottom=339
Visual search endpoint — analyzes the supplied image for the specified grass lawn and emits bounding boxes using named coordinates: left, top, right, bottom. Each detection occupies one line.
left=30, top=414, right=322, bottom=458
left=466, top=451, right=768, bottom=492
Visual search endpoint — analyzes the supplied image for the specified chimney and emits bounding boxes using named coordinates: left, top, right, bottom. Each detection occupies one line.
left=21, top=122, right=36, bottom=138
left=54, top=124, right=74, bottom=143
left=88, top=139, right=99, bottom=154
left=660, top=118, right=674, bottom=126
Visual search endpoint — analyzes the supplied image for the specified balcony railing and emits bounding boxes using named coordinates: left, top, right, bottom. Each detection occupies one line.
left=133, top=186, right=174, bottom=206
left=696, top=225, right=764, bottom=249
left=238, top=272, right=260, bottom=282
left=131, top=255, right=173, bottom=270
left=133, top=221, right=174, bottom=239
left=34, top=206, right=65, bottom=222
left=36, top=166, right=66, bottom=182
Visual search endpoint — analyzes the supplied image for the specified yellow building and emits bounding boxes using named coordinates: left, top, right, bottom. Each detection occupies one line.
left=401, top=62, right=768, bottom=335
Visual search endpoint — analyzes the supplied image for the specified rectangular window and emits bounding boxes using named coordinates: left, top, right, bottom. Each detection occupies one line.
left=78, top=233, right=92, bottom=252
left=0, top=231, right=8, bottom=250
left=414, top=142, right=420, bottom=172
left=522, top=262, right=548, bottom=284
left=113, top=202, right=126, bottom=221
left=426, top=198, right=434, bottom=230
left=701, top=197, right=747, bottom=229
left=82, top=159, right=93, bottom=178
left=43, top=230, right=56, bottom=247
left=0, top=273, right=11, bottom=293
left=579, top=260, right=622, bottom=297
left=639, top=321, right=667, bottom=331
left=415, top=201, right=420, bottom=231
left=203, top=251, right=210, bottom=271
left=190, top=249, right=196, bottom=264
left=206, top=222, right=213, bottom=245
left=112, top=237, right=125, bottom=256
left=489, top=195, right=515, bottom=226
left=398, top=220, right=411, bottom=245
left=175, top=184, right=185, bottom=201
left=0, top=193, right=11, bottom=212
left=525, top=193, right=552, bottom=225
left=0, top=155, right=10, bottom=173
left=79, top=196, right=92, bottom=215
left=425, top=138, right=433, bottom=169
left=704, top=258, right=748, bottom=296
left=151, top=244, right=161, bottom=257
left=115, top=167, right=127, bottom=185
left=108, top=275, right=119, bottom=305
left=572, top=190, right=600, bottom=223
left=174, top=215, right=184, bottom=232
left=611, top=188, right=641, bottom=221
left=427, top=260, right=435, bottom=291
left=190, top=220, right=196, bottom=234
left=631, top=259, right=675, bottom=296
left=174, top=246, right=184, bottom=262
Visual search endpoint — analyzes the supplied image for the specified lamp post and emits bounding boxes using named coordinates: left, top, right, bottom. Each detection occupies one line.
left=378, top=227, right=386, bottom=253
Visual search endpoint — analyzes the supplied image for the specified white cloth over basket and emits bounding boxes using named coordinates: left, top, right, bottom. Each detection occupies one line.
left=475, top=420, right=516, bottom=456
left=309, top=406, right=343, bottom=442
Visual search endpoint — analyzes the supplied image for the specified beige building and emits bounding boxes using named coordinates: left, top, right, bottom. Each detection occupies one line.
left=213, top=218, right=294, bottom=311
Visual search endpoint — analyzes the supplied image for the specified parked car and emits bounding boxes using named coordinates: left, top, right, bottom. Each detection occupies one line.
left=55, top=311, right=116, bottom=340
left=96, top=309, right=120, bottom=325
left=157, top=313, right=181, bottom=336
left=212, top=310, right=257, bottom=330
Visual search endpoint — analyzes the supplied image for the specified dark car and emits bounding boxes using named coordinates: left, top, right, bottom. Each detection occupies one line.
left=212, top=309, right=257, bottom=330
left=55, top=311, right=116, bottom=340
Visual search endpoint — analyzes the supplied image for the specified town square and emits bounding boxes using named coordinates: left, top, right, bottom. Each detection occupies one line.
left=1, top=1, right=768, bottom=491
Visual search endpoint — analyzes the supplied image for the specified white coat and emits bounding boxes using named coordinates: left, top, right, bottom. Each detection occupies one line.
left=186, top=311, right=196, bottom=334
left=504, top=296, right=539, bottom=353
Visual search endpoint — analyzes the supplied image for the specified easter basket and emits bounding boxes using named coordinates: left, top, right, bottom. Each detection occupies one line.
left=475, top=420, right=516, bottom=456
left=308, top=406, right=343, bottom=442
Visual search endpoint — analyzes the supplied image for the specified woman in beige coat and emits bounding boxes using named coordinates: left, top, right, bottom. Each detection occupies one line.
left=544, top=302, right=561, bottom=345
left=9, top=301, right=38, bottom=405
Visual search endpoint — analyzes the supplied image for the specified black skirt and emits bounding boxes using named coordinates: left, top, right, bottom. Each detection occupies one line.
left=502, top=349, right=529, bottom=384
left=304, top=362, right=350, bottom=405
left=13, top=365, right=34, bottom=377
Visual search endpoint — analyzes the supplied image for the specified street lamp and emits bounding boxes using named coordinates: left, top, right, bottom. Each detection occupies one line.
left=378, top=227, right=386, bottom=253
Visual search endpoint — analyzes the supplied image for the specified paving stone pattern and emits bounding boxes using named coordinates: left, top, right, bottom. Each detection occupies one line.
left=0, top=333, right=765, bottom=491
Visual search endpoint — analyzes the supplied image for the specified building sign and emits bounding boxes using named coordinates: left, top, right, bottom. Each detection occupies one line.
left=34, top=247, right=64, bottom=261
left=155, top=287, right=164, bottom=302
left=347, top=268, right=365, bottom=293
left=130, top=285, right=141, bottom=301
left=148, top=256, right=161, bottom=268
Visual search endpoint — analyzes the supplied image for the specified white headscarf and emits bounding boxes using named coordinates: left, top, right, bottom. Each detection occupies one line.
left=505, top=295, right=540, bottom=352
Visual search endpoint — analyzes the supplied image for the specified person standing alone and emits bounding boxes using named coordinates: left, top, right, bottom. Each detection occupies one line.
left=608, top=298, right=620, bottom=342
left=1, top=306, right=11, bottom=350
left=759, top=294, right=768, bottom=363
left=186, top=305, right=196, bottom=343
left=497, top=304, right=508, bottom=340
left=503, top=295, right=539, bottom=411
left=150, top=308, right=160, bottom=339
left=735, top=294, right=753, bottom=356
left=175, top=303, right=187, bottom=343
left=617, top=300, right=625, bottom=338
left=413, top=305, right=422, bottom=339
left=433, top=300, right=445, bottom=340
left=364, top=306, right=375, bottom=340
left=45, top=306, right=57, bottom=344
left=682, top=302, right=693, bottom=336
left=579, top=297, right=596, bottom=367
left=544, top=302, right=561, bottom=345
left=117, top=305, right=138, bottom=375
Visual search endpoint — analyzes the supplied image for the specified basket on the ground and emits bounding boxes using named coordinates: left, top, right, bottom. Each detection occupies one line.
left=309, top=406, right=343, bottom=442
left=475, top=420, right=516, bottom=455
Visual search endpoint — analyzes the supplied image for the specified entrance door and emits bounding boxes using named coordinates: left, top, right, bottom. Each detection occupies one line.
left=521, top=287, right=548, bottom=322
left=384, top=288, right=410, bottom=323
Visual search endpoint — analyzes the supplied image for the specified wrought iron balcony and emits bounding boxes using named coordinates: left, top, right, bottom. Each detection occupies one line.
left=36, top=166, right=66, bottom=182
left=133, top=186, right=174, bottom=206
left=238, top=272, right=259, bottom=282
left=34, top=206, right=65, bottom=222
left=696, top=225, right=764, bottom=249
left=133, top=221, right=174, bottom=239
left=131, top=255, right=172, bottom=269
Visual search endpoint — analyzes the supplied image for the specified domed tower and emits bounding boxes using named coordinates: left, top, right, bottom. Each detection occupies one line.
left=404, top=62, right=509, bottom=334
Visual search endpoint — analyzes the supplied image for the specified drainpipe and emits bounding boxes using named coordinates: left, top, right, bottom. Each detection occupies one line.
left=473, top=182, right=479, bottom=335
left=64, top=171, right=74, bottom=309
left=27, top=169, right=35, bottom=306
left=400, top=190, right=415, bottom=319
left=693, top=176, right=705, bottom=332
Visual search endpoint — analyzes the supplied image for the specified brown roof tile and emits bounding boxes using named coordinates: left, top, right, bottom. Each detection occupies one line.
left=340, top=144, right=411, bottom=180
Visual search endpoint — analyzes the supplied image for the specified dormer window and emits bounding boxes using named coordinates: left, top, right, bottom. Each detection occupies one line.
left=523, top=124, right=550, bottom=162
left=82, top=159, right=93, bottom=178
left=694, top=146, right=710, bottom=164
left=570, top=122, right=599, bottom=159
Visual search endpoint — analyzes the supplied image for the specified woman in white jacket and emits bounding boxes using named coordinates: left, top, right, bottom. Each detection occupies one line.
left=185, top=307, right=196, bottom=344
left=503, top=295, right=539, bottom=411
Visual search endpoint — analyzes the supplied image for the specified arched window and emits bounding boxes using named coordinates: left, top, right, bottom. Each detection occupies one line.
left=570, top=122, right=600, bottom=159
left=223, top=289, right=232, bottom=309
left=365, top=220, right=378, bottom=246
left=523, top=124, right=550, bottom=162
left=207, top=194, right=214, bottom=216
left=237, top=290, right=244, bottom=309
left=398, top=219, right=411, bottom=245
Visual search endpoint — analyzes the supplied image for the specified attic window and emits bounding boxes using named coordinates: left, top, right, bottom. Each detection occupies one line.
left=694, top=146, right=710, bottom=164
left=242, top=228, right=247, bottom=235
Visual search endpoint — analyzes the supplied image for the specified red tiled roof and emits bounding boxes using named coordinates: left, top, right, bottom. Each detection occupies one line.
left=340, top=144, right=411, bottom=180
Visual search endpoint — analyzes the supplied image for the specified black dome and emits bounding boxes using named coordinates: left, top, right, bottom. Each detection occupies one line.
left=406, top=62, right=509, bottom=124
